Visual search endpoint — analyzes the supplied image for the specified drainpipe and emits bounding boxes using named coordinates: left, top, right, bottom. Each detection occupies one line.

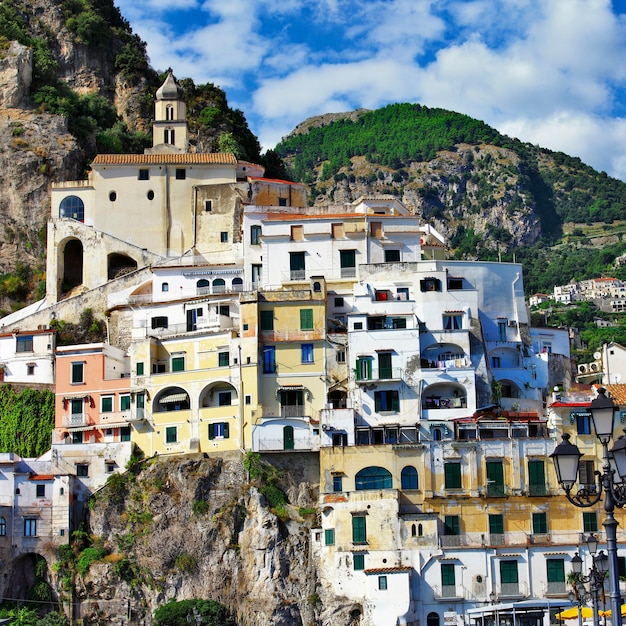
left=512, top=273, right=521, bottom=336
left=192, top=186, right=198, bottom=250
left=238, top=342, right=244, bottom=451
left=165, top=166, right=171, bottom=254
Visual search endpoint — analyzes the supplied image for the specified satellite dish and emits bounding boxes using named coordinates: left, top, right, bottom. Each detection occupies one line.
left=594, top=352, right=601, bottom=360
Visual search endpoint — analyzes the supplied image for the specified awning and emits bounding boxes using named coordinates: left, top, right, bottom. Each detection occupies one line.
left=66, top=424, right=96, bottom=432
left=159, top=393, right=188, bottom=404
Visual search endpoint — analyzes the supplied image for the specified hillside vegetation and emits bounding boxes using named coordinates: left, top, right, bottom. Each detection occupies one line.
left=276, top=104, right=626, bottom=293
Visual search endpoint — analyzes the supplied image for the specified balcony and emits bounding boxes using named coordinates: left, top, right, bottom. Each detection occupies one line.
left=545, top=581, right=567, bottom=596
left=484, top=484, right=508, bottom=498
left=498, top=582, right=523, bottom=598
left=355, top=367, right=403, bottom=383
left=423, top=396, right=467, bottom=409
left=255, top=435, right=315, bottom=452
left=62, top=413, right=94, bottom=428
left=434, top=584, right=463, bottom=600
left=528, top=484, right=548, bottom=496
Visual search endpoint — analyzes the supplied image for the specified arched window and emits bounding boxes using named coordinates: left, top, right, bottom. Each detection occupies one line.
left=313, top=281, right=322, bottom=292
left=355, top=466, right=392, bottom=490
left=401, top=466, right=419, bottom=490
left=418, top=523, right=423, bottom=536
left=164, top=128, right=175, bottom=144
left=166, top=105, right=174, bottom=121
left=411, top=524, right=416, bottom=537
left=59, top=195, right=85, bottom=221
left=0, top=517, right=5, bottom=536
left=197, top=279, right=209, bottom=293
left=213, top=278, right=226, bottom=293
left=232, top=277, right=243, bottom=291
left=161, top=282, right=169, bottom=292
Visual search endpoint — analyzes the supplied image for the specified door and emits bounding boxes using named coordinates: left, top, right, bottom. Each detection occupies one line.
left=283, top=425, right=294, bottom=450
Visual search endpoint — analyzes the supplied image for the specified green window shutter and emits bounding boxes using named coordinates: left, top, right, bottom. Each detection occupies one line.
left=500, top=560, right=518, bottom=584
left=391, top=391, right=400, bottom=412
left=353, top=554, right=365, bottom=571
left=165, top=426, right=177, bottom=443
left=120, top=395, right=131, bottom=411
left=489, top=514, right=504, bottom=535
left=325, top=529, right=335, bottom=546
left=444, top=515, right=460, bottom=535
left=444, top=463, right=462, bottom=489
left=352, top=516, right=367, bottom=543
left=260, top=310, right=273, bottom=330
left=547, top=559, right=565, bottom=583
left=172, top=356, right=184, bottom=372
left=441, top=563, right=456, bottom=586
left=300, top=309, right=313, bottom=330
left=583, top=511, right=598, bottom=532
left=532, top=512, right=547, bottom=534
left=136, top=362, right=144, bottom=376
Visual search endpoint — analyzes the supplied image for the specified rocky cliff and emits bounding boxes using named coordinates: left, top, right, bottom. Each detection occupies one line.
left=69, top=454, right=359, bottom=626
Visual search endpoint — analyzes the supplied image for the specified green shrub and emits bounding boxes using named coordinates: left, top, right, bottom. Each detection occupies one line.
left=153, top=599, right=237, bottom=626
left=192, top=499, right=210, bottom=516
left=77, top=546, right=108, bottom=575
left=174, top=552, right=197, bottom=573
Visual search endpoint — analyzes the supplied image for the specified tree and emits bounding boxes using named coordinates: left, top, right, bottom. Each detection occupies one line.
left=153, top=599, right=237, bottom=626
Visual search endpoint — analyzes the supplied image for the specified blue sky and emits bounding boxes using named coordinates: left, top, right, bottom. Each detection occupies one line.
left=114, top=0, right=626, bottom=181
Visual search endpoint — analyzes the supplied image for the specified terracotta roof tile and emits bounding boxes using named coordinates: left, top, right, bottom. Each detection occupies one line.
left=91, top=153, right=237, bottom=166
left=606, top=384, right=626, bottom=405
left=364, top=566, right=413, bottom=575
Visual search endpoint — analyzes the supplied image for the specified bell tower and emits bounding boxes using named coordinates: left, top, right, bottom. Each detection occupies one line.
left=152, top=71, right=188, bottom=152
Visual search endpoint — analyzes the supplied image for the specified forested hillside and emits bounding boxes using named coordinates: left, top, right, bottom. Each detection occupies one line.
left=276, top=104, right=626, bottom=295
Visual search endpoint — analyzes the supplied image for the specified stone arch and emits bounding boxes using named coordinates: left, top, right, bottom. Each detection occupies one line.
left=60, top=238, right=83, bottom=296
left=9, top=553, right=53, bottom=607
left=59, top=195, right=84, bottom=221
left=107, top=253, right=138, bottom=280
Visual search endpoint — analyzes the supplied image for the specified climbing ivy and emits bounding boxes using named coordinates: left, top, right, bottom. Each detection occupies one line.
left=0, top=386, right=55, bottom=456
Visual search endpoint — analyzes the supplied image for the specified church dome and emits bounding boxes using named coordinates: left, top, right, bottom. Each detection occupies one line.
left=156, top=72, right=184, bottom=101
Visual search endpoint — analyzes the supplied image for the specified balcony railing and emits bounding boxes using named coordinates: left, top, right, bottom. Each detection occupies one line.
left=62, top=413, right=93, bottom=428
left=488, top=533, right=505, bottom=546
left=438, top=584, right=460, bottom=599
left=281, top=405, right=305, bottom=418
left=423, top=396, right=467, bottom=409
left=528, top=484, right=548, bottom=496
left=485, top=484, right=508, bottom=498
left=499, top=582, right=521, bottom=597
left=256, top=437, right=314, bottom=452
left=545, top=581, right=567, bottom=595
left=354, top=367, right=403, bottom=382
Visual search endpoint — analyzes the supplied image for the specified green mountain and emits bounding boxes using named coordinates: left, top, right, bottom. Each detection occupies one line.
left=275, top=104, right=626, bottom=295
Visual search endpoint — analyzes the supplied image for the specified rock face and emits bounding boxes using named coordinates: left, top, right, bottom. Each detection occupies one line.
left=0, top=41, right=32, bottom=109
left=78, top=455, right=356, bottom=626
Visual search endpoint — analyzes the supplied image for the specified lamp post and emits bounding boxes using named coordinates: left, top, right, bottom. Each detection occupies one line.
left=569, top=537, right=607, bottom=626
left=551, top=388, right=626, bottom=626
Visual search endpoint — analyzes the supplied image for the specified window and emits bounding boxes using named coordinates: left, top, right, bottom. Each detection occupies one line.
left=336, top=349, right=346, bottom=363
left=397, top=287, right=409, bottom=300
left=290, top=252, right=305, bottom=280
left=218, top=391, right=232, bottom=406
left=59, top=195, right=85, bottom=221
left=353, top=554, right=365, bottom=571
left=324, top=529, right=335, bottom=546
left=101, top=396, right=113, bottom=413
left=378, top=352, right=392, bottom=379
left=374, top=390, right=399, bottom=412
left=24, top=518, right=37, bottom=537
left=172, top=356, right=185, bottom=372
left=164, top=128, right=175, bottom=144
left=491, top=356, right=501, bottom=368
left=151, top=316, right=168, bottom=329
left=27, top=364, right=34, bottom=376
left=175, top=168, right=186, bottom=180
left=583, top=511, right=598, bottom=533
left=528, top=460, right=546, bottom=496
left=72, top=431, right=83, bottom=444
left=420, top=277, right=441, bottom=292
left=219, top=305, right=230, bottom=317
left=120, top=427, right=131, bottom=442
left=441, top=563, right=456, bottom=589
left=166, top=104, right=174, bottom=120
left=489, top=514, right=504, bottom=536
left=355, top=467, right=392, bottom=490
left=486, top=461, right=505, bottom=497
left=109, top=190, right=117, bottom=202
left=547, top=559, right=565, bottom=586
left=331, top=223, right=344, bottom=239
left=71, top=362, right=84, bottom=384
left=138, top=169, right=149, bottom=180
left=444, top=515, right=460, bottom=535
left=16, top=335, right=33, bottom=352
left=500, top=560, right=518, bottom=587
left=301, top=343, right=314, bottom=363
left=263, top=346, right=276, bottom=373
left=339, top=249, right=356, bottom=278
left=352, top=515, right=367, bottom=543
left=576, top=412, right=592, bottom=435
left=162, top=282, right=169, bottom=292
left=579, top=460, right=595, bottom=487
left=0, top=517, right=5, bottom=536
left=332, top=475, right=343, bottom=492
left=498, top=320, right=507, bottom=341
left=250, top=225, right=262, bottom=245
left=278, top=197, right=287, bottom=207
left=370, top=221, right=382, bottom=237
left=447, top=277, right=464, bottom=290
left=443, top=314, right=462, bottom=330
left=444, top=462, right=462, bottom=489
left=220, top=231, right=228, bottom=243
left=106, top=462, right=115, bottom=474
left=291, top=225, right=303, bottom=240
left=260, top=310, right=274, bottom=331
left=245, top=395, right=251, bottom=405
left=76, top=464, right=89, bottom=477
left=356, top=357, right=373, bottom=381
left=532, top=512, right=547, bottom=535
left=36, top=484, right=45, bottom=498
left=120, top=395, right=131, bottom=411
left=354, top=322, right=363, bottom=330
left=401, top=466, right=418, bottom=490
left=165, top=426, right=177, bottom=444
left=209, top=422, right=230, bottom=439
left=205, top=199, right=212, bottom=212
left=334, top=297, right=344, bottom=307
left=385, top=249, right=401, bottom=263
left=300, top=309, right=313, bottom=330
left=378, top=576, right=387, bottom=590
left=136, top=362, right=144, bottom=376
left=218, top=351, right=229, bottom=367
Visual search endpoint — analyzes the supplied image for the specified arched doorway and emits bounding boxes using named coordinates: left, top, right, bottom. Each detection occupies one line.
left=427, top=612, right=440, bottom=626
left=107, top=253, right=137, bottom=280
left=283, top=425, right=294, bottom=450
left=62, top=239, right=83, bottom=295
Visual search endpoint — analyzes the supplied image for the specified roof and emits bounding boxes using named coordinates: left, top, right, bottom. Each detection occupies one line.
left=364, top=566, right=413, bottom=575
left=90, top=153, right=237, bottom=166
left=606, top=383, right=626, bottom=405
left=248, top=176, right=304, bottom=186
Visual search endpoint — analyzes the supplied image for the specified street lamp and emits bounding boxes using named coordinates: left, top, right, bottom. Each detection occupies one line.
left=569, top=541, right=607, bottom=626
left=552, top=388, right=626, bottom=626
